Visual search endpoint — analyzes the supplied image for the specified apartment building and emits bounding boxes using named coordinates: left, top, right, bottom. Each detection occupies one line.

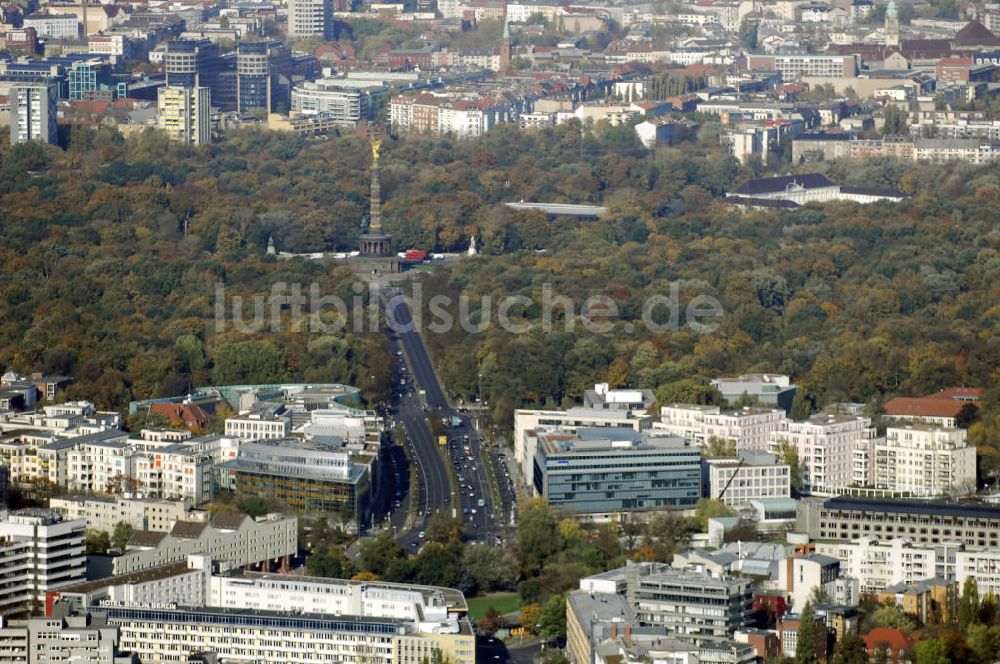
left=390, top=92, right=506, bottom=139
left=0, top=401, right=120, bottom=436
left=778, top=613, right=827, bottom=661
left=157, top=85, right=211, bottom=145
left=30, top=432, right=233, bottom=505
left=702, top=408, right=787, bottom=452
left=23, top=13, right=79, bottom=39
left=913, top=138, right=1000, bottom=163
left=704, top=450, right=791, bottom=507
left=11, top=82, right=57, bottom=145
left=815, top=537, right=936, bottom=594
left=0, top=509, right=86, bottom=616
left=532, top=428, right=701, bottom=514
left=776, top=554, right=846, bottom=611
left=875, top=426, right=976, bottom=497
left=877, top=578, right=957, bottom=624
left=655, top=404, right=721, bottom=444
left=797, top=496, right=1000, bottom=548
left=49, top=495, right=192, bottom=533
left=956, top=549, right=1000, bottom=600
left=768, top=415, right=878, bottom=494
left=287, top=0, right=333, bottom=38
left=514, top=407, right=651, bottom=483
left=111, top=512, right=296, bottom=576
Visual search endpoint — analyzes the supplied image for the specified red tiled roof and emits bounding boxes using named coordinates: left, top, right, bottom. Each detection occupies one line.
left=149, top=403, right=209, bottom=428
left=862, top=628, right=915, bottom=656
left=884, top=387, right=981, bottom=418
left=926, top=387, right=982, bottom=401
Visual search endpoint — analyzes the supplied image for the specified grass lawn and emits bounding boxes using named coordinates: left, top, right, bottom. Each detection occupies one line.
left=467, top=592, right=521, bottom=622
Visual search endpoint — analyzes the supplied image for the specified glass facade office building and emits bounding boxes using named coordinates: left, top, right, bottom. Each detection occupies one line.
left=532, top=428, right=701, bottom=513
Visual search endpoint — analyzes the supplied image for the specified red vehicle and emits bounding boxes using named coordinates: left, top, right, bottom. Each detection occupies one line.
left=404, top=249, right=429, bottom=261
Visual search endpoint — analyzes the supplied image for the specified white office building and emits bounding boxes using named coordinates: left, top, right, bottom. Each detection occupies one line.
left=513, top=408, right=652, bottom=485
left=291, top=80, right=370, bottom=124
left=224, top=407, right=292, bottom=441
left=704, top=450, right=791, bottom=507
left=874, top=426, right=976, bottom=497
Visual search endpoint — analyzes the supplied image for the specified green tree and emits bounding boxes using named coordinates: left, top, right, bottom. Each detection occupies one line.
left=882, top=105, right=909, bottom=135
left=915, top=638, right=949, bottom=664
left=790, top=391, right=813, bottom=421
left=425, top=511, right=464, bottom=543
left=870, top=604, right=917, bottom=633
left=795, top=601, right=820, bottom=664
left=461, top=543, right=518, bottom=592
left=537, top=594, right=567, bottom=641
left=359, top=533, right=407, bottom=577
left=111, top=521, right=134, bottom=551
left=306, top=546, right=354, bottom=578
left=655, top=379, right=721, bottom=406
left=85, top=529, right=111, bottom=554
left=967, top=624, right=1000, bottom=664
left=959, top=577, right=981, bottom=630
left=520, top=602, right=541, bottom=633
left=478, top=607, right=503, bottom=637
left=831, top=630, right=870, bottom=664
left=517, top=501, right=558, bottom=576
left=774, top=440, right=803, bottom=494
left=693, top=498, right=733, bottom=530
left=702, top=436, right=736, bottom=458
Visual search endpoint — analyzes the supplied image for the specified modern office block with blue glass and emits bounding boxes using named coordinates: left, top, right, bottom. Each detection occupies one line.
left=532, top=427, right=701, bottom=513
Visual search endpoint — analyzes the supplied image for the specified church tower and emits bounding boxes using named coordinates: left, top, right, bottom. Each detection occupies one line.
left=499, top=14, right=512, bottom=71
left=885, top=0, right=900, bottom=47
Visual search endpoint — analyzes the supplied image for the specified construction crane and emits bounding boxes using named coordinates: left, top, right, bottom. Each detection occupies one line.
left=717, top=456, right=746, bottom=502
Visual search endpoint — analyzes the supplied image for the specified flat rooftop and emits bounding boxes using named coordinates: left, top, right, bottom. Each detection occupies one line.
left=235, top=571, right=469, bottom=611
left=823, top=496, right=1000, bottom=519
left=504, top=202, right=608, bottom=217
left=538, top=429, right=690, bottom=455
left=59, top=561, right=191, bottom=595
